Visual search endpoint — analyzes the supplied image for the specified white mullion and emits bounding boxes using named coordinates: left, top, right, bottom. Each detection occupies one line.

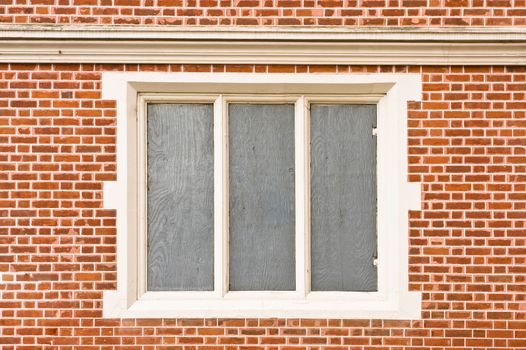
left=137, top=95, right=148, bottom=299
left=304, top=98, right=312, bottom=295
left=222, top=96, right=230, bottom=296
left=295, top=96, right=309, bottom=297
left=213, top=95, right=227, bottom=297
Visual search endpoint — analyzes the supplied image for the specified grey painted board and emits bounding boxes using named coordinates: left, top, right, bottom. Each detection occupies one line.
left=310, top=104, right=377, bottom=292
left=229, top=104, right=296, bottom=291
left=147, top=103, right=214, bottom=291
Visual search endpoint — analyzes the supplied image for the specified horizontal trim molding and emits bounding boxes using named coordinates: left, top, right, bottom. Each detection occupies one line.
left=3, top=25, right=526, bottom=41
left=1, top=25, right=526, bottom=65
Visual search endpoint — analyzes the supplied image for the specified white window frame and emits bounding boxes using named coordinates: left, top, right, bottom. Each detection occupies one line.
left=101, top=73, right=422, bottom=319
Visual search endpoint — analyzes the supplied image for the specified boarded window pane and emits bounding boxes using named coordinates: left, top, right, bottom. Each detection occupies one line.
left=229, top=104, right=296, bottom=291
left=310, top=104, right=377, bottom=292
left=147, top=103, right=214, bottom=291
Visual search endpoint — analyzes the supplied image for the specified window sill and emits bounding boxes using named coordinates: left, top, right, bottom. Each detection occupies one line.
left=103, top=290, right=421, bottom=319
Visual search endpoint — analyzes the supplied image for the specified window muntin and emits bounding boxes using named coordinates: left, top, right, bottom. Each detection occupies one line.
left=142, top=97, right=378, bottom=295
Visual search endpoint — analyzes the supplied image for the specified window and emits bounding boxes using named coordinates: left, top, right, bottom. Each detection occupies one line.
left=141, top=97, right=379, bottom=296
left=102, top=73, right=422, bottom=319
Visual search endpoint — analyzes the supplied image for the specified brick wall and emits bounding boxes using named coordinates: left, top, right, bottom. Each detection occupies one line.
left=0, top=1, right=525, bottom=26
left=0, top=63, right=525, bottom=348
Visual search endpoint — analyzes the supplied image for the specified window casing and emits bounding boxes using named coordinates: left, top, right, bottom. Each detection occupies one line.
left=101, top=73, right=422, bottom=319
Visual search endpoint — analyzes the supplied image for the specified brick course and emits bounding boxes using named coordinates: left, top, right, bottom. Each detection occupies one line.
left=1, top=63, right=525, bottom=348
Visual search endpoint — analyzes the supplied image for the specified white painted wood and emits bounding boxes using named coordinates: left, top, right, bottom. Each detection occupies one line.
left=102, top=73, right=423, bottom=319
left=3, top=24, right=526, bottom=41
left=0, top=41, right=523, bottom=66
left=1, top=25, right=526, bottom=65
left=136, top=95, right=148, bottom=298
left=220, top=97, right=230, bottom=296
left=102, top=181, right=119, bottom=209
left=214, top=95, right=227, bottom=297
left=123, top=291, right=422, bottom=319
left=295, top=96, right=308, bottom=297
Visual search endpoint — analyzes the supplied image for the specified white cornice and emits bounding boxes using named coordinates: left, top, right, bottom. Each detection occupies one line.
left=2, top=25, right=526, bottom=41
left=1, top=25, right=525, bottom=65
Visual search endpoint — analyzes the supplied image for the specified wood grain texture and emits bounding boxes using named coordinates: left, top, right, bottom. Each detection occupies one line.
left=147, top=103, right=214, bottom=291
left=310, top=104, right=377, bottom=292
left=228, top=104, right=296, bottom=291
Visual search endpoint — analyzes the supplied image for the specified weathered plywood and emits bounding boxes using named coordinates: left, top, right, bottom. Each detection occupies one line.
left=147, top=103, right=214, bottom=291
left=229, top=104, right=296, bottom=291
left=310, top=104, right=377, bottom=292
